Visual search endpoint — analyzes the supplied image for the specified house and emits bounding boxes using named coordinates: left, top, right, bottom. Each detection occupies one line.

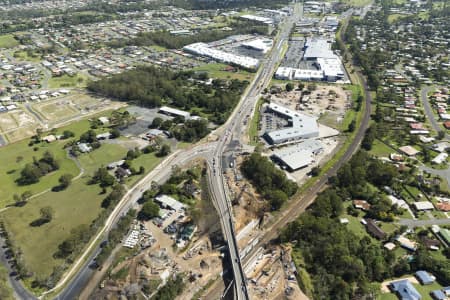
left=365, top=219, right=387, bottom=240
left=115, top=167, right=131, bottom=179
left=96, top=132, right=111, bottom=140
left=155, top=195, right=186, bottom=211
left=78, top=143, right=92, bottom=153
left=390, top=279, right=422, bottom=300
left=340, top=218, right=349, bottom=224
left=107, top=160, right=125, bottom=170
left=443, top=286, right=450, bottom=296
left=353, top=200, right=371, bottom=211
left=430, top=290, right=446, bottom=300
left=98, top=116, right=109, bottom=125
left=399, top=145, right=420, bottom=157
left=432, top=153, right=448, bottom=164
left=436, top=202, right=450, bottom=212
left=420, top=236, right=440, bottom=250
left=384, top=242, right=396, bottom=251
left=444, top=121, right=450, bottom=129
left=415, top=271, right=435, bottom=285
left=42, top=134, right=57, bottom=143
left=396, top=236, right=418, bottom=251
left=413, top=201, right=434, bottom=211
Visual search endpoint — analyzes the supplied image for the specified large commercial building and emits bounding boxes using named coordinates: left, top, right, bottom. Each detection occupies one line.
left=264, top=102, right=319, bottom=145
left=241, top=39, right=273, bottom=54
left=275, top=37, right=345, bottom=82
left=183, top=42, right=259, bottom=69
left=271, top=139, right=324, bottom=171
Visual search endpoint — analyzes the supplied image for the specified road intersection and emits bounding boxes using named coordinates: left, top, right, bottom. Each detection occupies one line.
left=2, top=4, right=377, bottom=300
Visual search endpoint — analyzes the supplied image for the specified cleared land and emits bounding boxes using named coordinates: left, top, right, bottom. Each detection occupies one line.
left=31, top=92, right=124, bottom=127
left=0, top=34, right=19, bottom=48
left=48, top=74, right=89, bottom=89
left=33, top=100, right=79, bottom=123
left=0, top=109, right=38, bottom=143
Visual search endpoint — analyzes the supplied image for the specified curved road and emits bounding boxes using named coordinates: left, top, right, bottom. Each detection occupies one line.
left=420, top=85, right=449, bottom=139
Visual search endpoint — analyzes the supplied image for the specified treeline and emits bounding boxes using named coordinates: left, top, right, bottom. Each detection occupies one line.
left=108, top=20, right=267, bottom=49
left=280, top=150, right=450, bottom=298
left=17, top=151, right=59, bottom=185
left=87, top=66, right=248, bottom=125
left=241, top=153, right=297, bottom=210
left=170, top=0, right=289, bottom=10
left=152, top=274, right=185, bottom=299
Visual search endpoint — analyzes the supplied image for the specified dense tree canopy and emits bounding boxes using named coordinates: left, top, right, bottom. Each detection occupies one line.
left=88, top=66, right=248, bottom=126
left=241, top=153, right=297, bottom=210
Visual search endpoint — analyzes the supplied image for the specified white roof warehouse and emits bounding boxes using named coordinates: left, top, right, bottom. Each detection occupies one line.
left=264, top=102, right=319, bottom=145
left=271, top=139, right=324, bottom=171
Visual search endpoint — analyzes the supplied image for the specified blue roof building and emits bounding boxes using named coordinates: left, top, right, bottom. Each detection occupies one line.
left=390, top=279, right=422, bottom=300
left=415, top=271, right=435, bottom=285
left=430, top=290, right=446, bottom=300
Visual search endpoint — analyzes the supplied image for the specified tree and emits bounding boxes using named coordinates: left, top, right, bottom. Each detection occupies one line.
left=157, top=144, right=171, bottom=157
left=139, top=166, right=145, bottom=174
left=109, top=128, right=121, bottom=139
left=285, top=82, right=294, bottom=92
left=40, top=206, right=54, bottom=222
left=298, top=82, right=305, bottom=90
left=62, top=130, right=75, bottom=139
left=138, top=201, right=160, bottom=220
left=310, top=166, right=321, bottom=177
left=437, top=131, right=445, bottom=140
left=307, top=84, right=317, bottom=92
left=348, top=119, right=356, bottom=132
left=58, top=174, right=73, bottom=190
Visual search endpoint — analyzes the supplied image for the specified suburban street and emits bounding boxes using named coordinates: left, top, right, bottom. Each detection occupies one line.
left=2, top=3, right=374, bottom=300
left=420, top=85, right=449, bottom=139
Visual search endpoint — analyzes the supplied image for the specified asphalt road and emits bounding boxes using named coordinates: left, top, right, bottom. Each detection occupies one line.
left=420, top=85, right=449, bottom=139
left=51, top=143, right=217, bottom=300
left=239, top=11, right=374, bottom=271
left=0, top=237, right=37, bottom=300
left=205, top=5, right=303, bottom=300
left=4, top=4, right=370, bottom=300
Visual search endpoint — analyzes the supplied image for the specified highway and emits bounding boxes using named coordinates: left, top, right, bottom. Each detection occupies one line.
left=50, top=143, right=217, bottom=300
left=205, top=5, right=303, bottom=300
left=3, top=3, right=373, bottom=300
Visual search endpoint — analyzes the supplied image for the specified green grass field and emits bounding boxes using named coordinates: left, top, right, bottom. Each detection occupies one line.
left=192, top=63, right=254, bottom=81
left=0, top=138, right=80, bottom=207
left=48, top=74, right=88, bottom=89
left=0, top=34, right=19, bottom=48
left=13, top=50, right=41, bottom=62
left=0, top=264, right=14, bottom=299
left=78, top=143, right=128, bottom=174
left=248, top=98, right=264, bottom=146
left=1, top=179, right=105, bottom=279
left=344, top=0, right=372, bottom=7
left=370, top=140, right=394, bottom=157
